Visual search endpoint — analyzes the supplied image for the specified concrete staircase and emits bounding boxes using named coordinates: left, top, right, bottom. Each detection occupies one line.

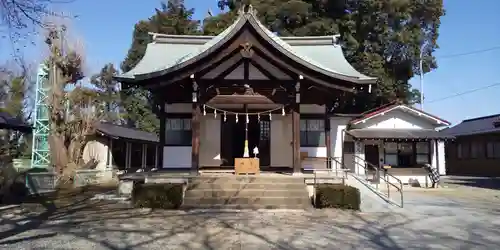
left=346, top=173, right=403, bottom=212
left=182, top=176, right=312, bottom=209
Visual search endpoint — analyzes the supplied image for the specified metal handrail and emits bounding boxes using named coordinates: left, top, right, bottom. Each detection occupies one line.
left=312, top=157, right=348, bottom=206
left=331, top=157, right=348, bottom=181
left=353, top=155, right=404, bottom=207
left=312, top=157, right=348, bottom=185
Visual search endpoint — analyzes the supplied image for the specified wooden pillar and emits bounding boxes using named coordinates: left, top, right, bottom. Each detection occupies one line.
left=141, top=144, right=147, bottom=169
left=292, top=78, right=301, bottom=174
left=191, top=76, right=200, bottom=174
left=157, top=98, right=165, bottom=170
left=125, top=142, right=131, bottom=169
left=107, top=138, right=113, bottom=169
left=154, top=145, right=158, bottom=169
left=325, top=105, right=332, bottom=169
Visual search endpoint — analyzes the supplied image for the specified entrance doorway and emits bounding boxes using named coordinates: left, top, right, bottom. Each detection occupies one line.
left=364, top=144, right=380, bottom=168
left=220, top=114, right=270, bottom=166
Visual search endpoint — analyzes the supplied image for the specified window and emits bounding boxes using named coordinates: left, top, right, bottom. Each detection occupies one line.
left=486, top=141, right=500, bottom=158
left=383, top=141, right=429, bottom=167
left=470, top=141, right=484, bottom=159
left=300, top=119, right=325, bottom=147
left=457, top=142, right=470, bottom=159
left=384, top=142, right=398, bottom=166
left=166, top=118, right=192, bottom=146
left=416, top=142, right=430, bottom=164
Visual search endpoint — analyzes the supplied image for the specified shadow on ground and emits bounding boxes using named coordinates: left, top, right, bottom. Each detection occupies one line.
left=443, top=176, right=500, bottom=191
left=0, top=185, right=500, bottom=249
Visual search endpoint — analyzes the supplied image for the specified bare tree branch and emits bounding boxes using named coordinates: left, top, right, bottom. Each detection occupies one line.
left=0, top=0, right=76, bottom=73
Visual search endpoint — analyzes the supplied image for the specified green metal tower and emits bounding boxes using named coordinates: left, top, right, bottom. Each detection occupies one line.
left=30, top=64, right=51, bottom=169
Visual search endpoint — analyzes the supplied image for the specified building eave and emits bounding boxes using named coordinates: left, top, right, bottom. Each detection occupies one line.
left=115, top=5, right=377, bottom=85
left=350, top=104, right=451, bottom=127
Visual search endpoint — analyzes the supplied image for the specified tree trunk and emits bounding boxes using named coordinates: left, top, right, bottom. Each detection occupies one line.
left=67, top=139, right=82, bottom=165
left=48, top=133, right=68, bottom=174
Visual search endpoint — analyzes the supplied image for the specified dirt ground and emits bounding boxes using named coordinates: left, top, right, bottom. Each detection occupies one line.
left=0, top=181, right=499, bottom=249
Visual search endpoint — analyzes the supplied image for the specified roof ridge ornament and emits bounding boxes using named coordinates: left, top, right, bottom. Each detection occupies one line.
left=238, top=4, right=257, bottom=17
left=332, top=34, right=341, bottom=47
left=239, top=42, right=254, bottom=58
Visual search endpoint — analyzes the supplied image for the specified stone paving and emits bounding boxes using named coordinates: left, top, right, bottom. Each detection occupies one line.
left=1, top=185, right=500, bottom=249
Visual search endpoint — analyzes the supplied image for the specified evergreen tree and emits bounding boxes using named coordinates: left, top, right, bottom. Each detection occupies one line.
left=0, top=75, right=30, bottom=159
left=209, top=0, right=444, bottom=110
left=120, top=0, right=200, bottom=133
left=90, top=63, right=120, bottom=123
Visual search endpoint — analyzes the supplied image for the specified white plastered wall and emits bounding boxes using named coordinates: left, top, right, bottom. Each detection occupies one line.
left=163, top=104, right=192, bottom=168
left=351, top=108, right=448, bottom=181
left=161, top=103, right=356, bottom=169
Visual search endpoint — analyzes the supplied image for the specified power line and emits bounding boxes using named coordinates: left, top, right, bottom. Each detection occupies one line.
left=426, top=82, right=500, bottom=104
left=440, top=45, right=500, bottom=59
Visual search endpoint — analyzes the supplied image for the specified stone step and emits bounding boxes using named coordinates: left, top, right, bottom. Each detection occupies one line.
left=304, top=178, right=344, bottom=185
left=182, top=197, right=311, bottom=207
left=184, top=189, right=308, bottom=198
left=188, top=179, right=305, bottom=185
left=189, top=176, right=306, bottom=184
left=181, top=203, right=312, bottom=210
left=186, top=182, right=307, bottom=190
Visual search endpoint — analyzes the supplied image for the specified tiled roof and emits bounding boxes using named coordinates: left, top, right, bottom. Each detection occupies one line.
left=116, top=5, right=375, bottom=84
left=350, top=103, right=450, bottom=126
left=440, top=114, right=500, bottom=137
left=0, top=112, right=31, bottom=132
left=347, top=129, right=454, bottom=140
left=95, top=123, right=158, bottom=143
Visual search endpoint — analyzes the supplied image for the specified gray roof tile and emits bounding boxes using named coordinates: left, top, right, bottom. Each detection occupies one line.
left=347, top=129, right=454, bottom=140
left=117, top=10, right=374, bottom=84
left=440, top=114, right=500, bottom=136
left=0, top=112, right=31, bottom=132
left=95, top=123, right=158, bottom=143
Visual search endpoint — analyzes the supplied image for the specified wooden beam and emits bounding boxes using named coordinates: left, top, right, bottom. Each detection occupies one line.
left=292, top=104, right=301, bottom=174
left=215, top=58, right=245, bottom=80
left=145, top=41, right=243, bottom=88
left=244, top=59, right=249, bottom=81
left=252, top=47, right=297, bottom=81
left=142, top=144, right=147, bottom=169
left=251, top=45, right=356, bottom=93
left=198, top=48, right=241, bottom=78
left=158, top=100, right=165, bottom=169
left=126, top=142, right=131, bottom=169
left=325, top=104, right=332, bottom=169
left=191, top=79, right=201, bottom=174
left=191, top=103, right=201, bottom=174
left=292, top=81, right=301, bottom=174
left=249, top=60, right=278, bottom=80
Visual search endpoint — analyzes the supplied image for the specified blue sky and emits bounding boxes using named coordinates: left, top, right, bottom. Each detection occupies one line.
left=3, top=0, right=500, bottom=125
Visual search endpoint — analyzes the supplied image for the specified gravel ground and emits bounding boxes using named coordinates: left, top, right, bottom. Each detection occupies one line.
left=1, top=188, right=500, bottom=250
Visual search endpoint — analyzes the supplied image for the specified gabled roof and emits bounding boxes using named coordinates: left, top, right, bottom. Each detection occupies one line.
left=95, top=123, right=158, bottom=143
left=0, top=112, right=32, bottom=133
left=347, top=129, right=454, bottom=140
left=116, top=5, right=375, bottom=85
left=350, top=103, right=451, bottom=127
left=440, top=114, right=500, bottom=137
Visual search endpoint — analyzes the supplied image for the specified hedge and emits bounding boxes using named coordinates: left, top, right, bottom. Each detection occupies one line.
left=132, top=183, right=183, bottom=209
left=314, top=184, right=361, bottom=210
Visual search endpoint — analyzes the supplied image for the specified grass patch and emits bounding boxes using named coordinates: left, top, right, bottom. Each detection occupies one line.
left=314, top=184, right=361, bottom=210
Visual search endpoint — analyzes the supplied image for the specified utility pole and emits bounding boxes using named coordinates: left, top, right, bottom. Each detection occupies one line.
left=419, top=43, right=425, bottom=110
